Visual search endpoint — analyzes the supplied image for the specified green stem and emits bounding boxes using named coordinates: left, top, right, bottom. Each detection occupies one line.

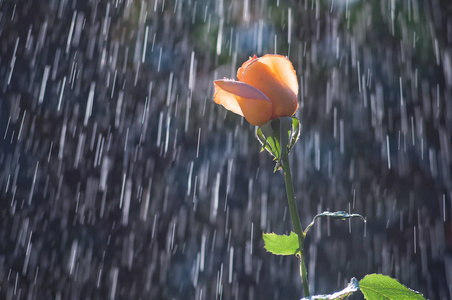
left=299, top=253, right=309, bottom=297
left=281, top=157, right=310, bottom=298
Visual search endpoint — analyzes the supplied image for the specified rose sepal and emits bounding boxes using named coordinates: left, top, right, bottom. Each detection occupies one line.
left=256, top=116, right=301, bottom=172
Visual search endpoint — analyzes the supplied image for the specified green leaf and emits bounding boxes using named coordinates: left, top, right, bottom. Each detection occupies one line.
left=359, top=274, right=425, bottom=300
left=262, top=232, right=300, bottom=256
left=301, top=277, right=359, bottom=300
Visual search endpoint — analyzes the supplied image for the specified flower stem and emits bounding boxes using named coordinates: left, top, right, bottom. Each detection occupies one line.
left=281, top=157, right=310, bottom=298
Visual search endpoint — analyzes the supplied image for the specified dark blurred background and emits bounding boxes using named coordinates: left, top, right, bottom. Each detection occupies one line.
left=0, top=0, right=451, bottom=299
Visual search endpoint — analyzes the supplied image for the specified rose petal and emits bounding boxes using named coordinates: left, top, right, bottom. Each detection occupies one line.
left=254, top=54, right=298, bottom=97
left=214, top=79, right=270, bottom=101
left=214, top=82, right=244, bottom=116
left=237, top=55, right=258, bottom=81
left=214, top=79, right=272, bottom=126
left=239, top=58, right=298, bottom=119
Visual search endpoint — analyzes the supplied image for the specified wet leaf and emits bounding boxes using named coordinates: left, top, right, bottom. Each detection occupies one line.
left=301, top=277, right=359, bottom=300
left=359, top=274, right=425, bottom=300
left=263, top=232, right=300, bottom=255
left=304, top=211, right=366, bottom=236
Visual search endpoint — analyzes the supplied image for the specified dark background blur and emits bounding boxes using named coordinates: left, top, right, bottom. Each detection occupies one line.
left=0, top=0, right=451, bottom=299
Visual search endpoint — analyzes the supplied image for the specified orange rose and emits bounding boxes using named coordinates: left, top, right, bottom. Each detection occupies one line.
left=213, top=54, right=299, bottom=126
